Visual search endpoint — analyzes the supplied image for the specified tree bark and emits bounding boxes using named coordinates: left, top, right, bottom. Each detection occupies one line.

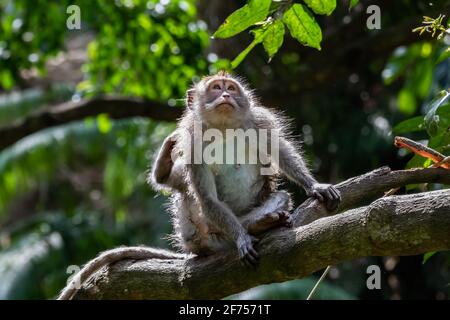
left=71, top=166, right=450, bottom=299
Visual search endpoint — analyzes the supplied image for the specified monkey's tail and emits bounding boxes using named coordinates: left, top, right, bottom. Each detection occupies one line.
left=57, top=246, right=186, bottom=300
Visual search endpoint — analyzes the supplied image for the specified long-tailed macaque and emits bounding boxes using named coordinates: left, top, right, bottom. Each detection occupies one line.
left=58, top=71, right=340, bottom=299
left=151, top=71, right=340, bottom=266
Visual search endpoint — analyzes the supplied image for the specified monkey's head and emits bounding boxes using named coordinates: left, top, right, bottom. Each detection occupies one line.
left=186, top=71, right=253, bottom=128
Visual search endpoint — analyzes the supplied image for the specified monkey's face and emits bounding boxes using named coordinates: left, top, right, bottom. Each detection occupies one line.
left=194, top=77, right=251, bottom=127
left=205, top=79, right=242, bottom=111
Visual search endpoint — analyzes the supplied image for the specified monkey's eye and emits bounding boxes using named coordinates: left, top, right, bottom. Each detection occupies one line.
left=212, top=84, right=221, bottom=90
left=227, top=85, right=236, bottom=91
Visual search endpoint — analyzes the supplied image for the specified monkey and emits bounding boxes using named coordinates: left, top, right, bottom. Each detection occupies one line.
left=151, top=131, right=294, bottom=260
left=57, top=71, right=340, bottom=299
left=151, top=71, right=341, bottom=266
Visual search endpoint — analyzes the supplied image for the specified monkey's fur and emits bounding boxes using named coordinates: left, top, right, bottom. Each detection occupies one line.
left=151, top=71, right=340, bottom=265
left=57, top=72, right=340, bottom=299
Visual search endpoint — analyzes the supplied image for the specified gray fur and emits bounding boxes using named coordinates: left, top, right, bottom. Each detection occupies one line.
left=150, top=72, right=325, bottom=264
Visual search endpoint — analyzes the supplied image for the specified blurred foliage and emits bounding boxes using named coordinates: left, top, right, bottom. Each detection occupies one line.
left=0, top=116, right=170, bottom=213
left=379, top=12, right=450, bottom=286
left=0, top=210, right=169, bottom=299
left=0, top=113, right=174, bottom=298
left=0, top=0, right=228, bottom=101
left=0, top=0, right=449, bottom=300
left=0, top=0, right=212, bottom=299
left=386, top=39, right=450, bottom=169
left=78, top=0, right=212, bottom=101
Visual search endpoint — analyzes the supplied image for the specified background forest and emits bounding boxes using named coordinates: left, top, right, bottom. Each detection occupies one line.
left=0, top=0, right=449, bottom=299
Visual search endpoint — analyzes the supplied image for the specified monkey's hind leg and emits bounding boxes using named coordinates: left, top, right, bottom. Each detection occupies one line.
left=173, top=195, right=228, bottom=256
left=240, top=191, right=293, bottom=236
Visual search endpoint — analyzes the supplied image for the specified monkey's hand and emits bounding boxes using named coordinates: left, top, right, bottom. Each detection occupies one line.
left=237, top=232, right=259, bottom=267
left=307, top=183, right=341, bottom=212
left=153, top=133, right=178, bottom=184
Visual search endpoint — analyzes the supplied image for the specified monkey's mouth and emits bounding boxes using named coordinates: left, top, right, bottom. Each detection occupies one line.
left=216, top=103, right=234, bottom=111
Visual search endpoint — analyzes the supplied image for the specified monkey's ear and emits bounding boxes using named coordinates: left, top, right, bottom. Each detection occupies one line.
left=186, top=89, right=195, bottom=109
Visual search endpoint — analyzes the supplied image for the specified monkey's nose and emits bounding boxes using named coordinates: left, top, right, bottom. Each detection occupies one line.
left=222, top=93, right=230, bottom=98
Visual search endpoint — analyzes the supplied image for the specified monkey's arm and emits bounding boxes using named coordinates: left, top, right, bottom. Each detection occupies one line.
left=150, top=132, right=186, bottom=192
left=252, top=105, right=340, bottom=210
left=277, top=137, right=317, bottom=190
left=152, top=132, right=177, bottom=184
left=189, top=164, right=259, bottom=266
left=277, top=137, right=341, bottom=211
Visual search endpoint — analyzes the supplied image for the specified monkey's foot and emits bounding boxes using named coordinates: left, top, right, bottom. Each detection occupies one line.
left=247, top=210, right=293, bottom=235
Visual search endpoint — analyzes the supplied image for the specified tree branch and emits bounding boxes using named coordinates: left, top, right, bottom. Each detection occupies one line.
left=0, top=97, right=182, bottom=150
left=71, top=166, right=450, bottom=299
left=294, top=166, right=450, bottom=226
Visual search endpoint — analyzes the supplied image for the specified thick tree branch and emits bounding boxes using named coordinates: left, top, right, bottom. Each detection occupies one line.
left=72, top=167, right=450, bottom=299
left=0, top=97, right=182, bottom=150
left=294, top=166, right=450, bottom=226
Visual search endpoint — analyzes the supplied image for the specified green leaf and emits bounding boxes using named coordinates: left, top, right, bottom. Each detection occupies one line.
left=397, top=89, right=417, bottom=115
left=263, top=20, right=285, bottom=60
left=429, top=131, right=450, bottom=152
left=392, top=116, right=424, bottom=134
left=231, top=19, right=285, bottom=68
left=426, top=115, right=440, bottom=137
left=303, top=0, right=337, bottom=15
left=0, top=70, right=14, bottom=90
left=97, top=114, right=113, bottom=134
left=349, top=0, right=359, bottom=9
left=213, top=0, right=272, bottom=39
left=137, top=13, right=152, bottom=30
left=382, top=45, right=416, bottom=85
left=424, top=90, right=450, bottom=137
left=423, top=251, right=436, bottom=264
left=406, top=153, right=427, bottom=169
left=405, top=183, right=420, bottom=191
left=417, top=65, right=433, bottom=99
left=231, top=27, right=267, bottom=68
left=409, top=60, right=433, bottom=99
left=436, top=48, right=450, bottom=65
left=423, top=158, right=433, bottom=167
left=437, top=103, right=450, bottom=125
left=283, top=4, right=322, bottom=50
